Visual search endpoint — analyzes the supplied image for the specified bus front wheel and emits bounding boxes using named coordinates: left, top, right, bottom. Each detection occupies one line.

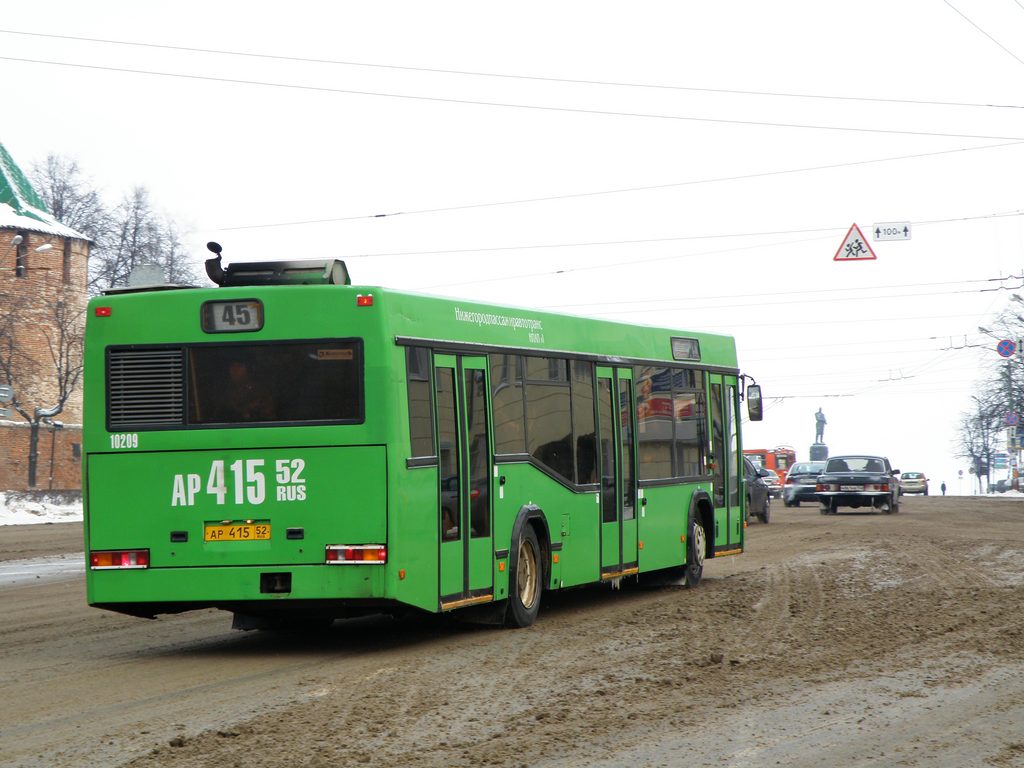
left=682, top=513, right=706, bottom=588
left=505, top=525, right=542, bottom=628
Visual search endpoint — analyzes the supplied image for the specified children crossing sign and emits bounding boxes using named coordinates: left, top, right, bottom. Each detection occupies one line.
left=833, top=223, right=877, bottom=261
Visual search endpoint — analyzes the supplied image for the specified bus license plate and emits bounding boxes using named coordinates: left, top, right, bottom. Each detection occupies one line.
left=204, top=523, right=271, bottom=541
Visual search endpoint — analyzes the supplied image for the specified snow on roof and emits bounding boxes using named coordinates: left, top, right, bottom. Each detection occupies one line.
left=0, top=142, right=89, bottom=241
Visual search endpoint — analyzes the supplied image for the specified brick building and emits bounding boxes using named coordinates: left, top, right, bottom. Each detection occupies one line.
left=1, top=142, right=90, bottom=491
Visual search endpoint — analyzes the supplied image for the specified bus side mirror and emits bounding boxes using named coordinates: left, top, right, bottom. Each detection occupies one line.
left=746, top=384, right=763, bottom=421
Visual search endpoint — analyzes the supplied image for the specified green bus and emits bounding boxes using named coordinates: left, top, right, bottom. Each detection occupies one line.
left=83, top=252, right=763, bottom=629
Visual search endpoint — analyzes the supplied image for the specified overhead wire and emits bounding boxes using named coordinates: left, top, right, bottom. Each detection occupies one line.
left=1, top=55, right=1023, bottom=144
left=211, top=142, right=1024, bottom=231
left=2, top=28, right=1022, bottom=110
left=3, top=31, right=1022, bottom=241
left=342, top=209, right=1024, bottom=264
left=3, top=33, right=1017, bottom=427
left=943, top=1, right=1024, bottom=67
left=409, top=211, right=1024, bottom=291
left=543, top=275, right=1018, bottom=310
left=593, top=285, right=1008, bottom=316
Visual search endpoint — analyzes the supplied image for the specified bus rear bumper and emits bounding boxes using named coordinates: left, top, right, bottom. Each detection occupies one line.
left=87, top=562, right=403, bottom=618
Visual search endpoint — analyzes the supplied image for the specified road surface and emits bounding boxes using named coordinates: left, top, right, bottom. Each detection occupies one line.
left=1, top=495, right=1022, bottom=767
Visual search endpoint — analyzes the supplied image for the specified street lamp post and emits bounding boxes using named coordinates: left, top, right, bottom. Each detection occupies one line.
left=9, top=234, right=53, bottom=276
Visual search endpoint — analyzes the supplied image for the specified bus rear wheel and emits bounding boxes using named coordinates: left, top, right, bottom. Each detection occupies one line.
left=505, top=525, right=542, bottom=628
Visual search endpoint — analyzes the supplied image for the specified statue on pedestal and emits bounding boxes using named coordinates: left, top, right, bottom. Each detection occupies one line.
left=814, top=408, right=826, bottom=444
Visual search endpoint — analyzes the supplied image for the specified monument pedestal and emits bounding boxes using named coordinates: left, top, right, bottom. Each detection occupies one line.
left=809, top=443, right=829, bottom=461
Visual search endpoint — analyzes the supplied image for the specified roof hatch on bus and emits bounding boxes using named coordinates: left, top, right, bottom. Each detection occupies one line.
left=204, top=241, right=350, bottom=287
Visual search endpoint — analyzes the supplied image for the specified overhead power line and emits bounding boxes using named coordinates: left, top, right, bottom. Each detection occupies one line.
left=207, top=141, right=1024, bottom=232
left=692, top=312, right=995, bottom=330
left=346, top=208, right=1024, bottom=263
left=2, top=54, right=1023, bottom=144
left=543, top=275, right=1018, bottom=310
left=416, top=211, right=1024, bottom=291
left=2, top=28, right=1023, bottom=111
left=592, top=285, right=1007, bottom=316
left=944, top=1, right=1024, bottom=67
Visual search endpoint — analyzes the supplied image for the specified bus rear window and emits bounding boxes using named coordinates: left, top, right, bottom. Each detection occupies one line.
left=188, top=341, right=363, bottom=426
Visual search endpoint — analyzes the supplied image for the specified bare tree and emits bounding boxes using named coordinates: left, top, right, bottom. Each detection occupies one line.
left=29, top=154, right=110, bottom=245
left=159, top=217, right=202, bottom=286
left=31, top=156, right=203, bottom=294
left=92, top=186, right=201, bottom=292
left=0, top=288, right=40, bottom=407
left=42, top=298, right=85, bottom=418
left=0, top=291, right=84, bottom=486
left=956, top=391, right=1004, bottom=493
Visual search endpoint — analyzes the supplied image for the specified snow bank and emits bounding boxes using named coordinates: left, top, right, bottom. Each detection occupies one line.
left=0, top=492, right=83, bottom=526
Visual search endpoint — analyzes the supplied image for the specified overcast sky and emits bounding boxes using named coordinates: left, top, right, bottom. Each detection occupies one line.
left=4, top=1, right=1024, bottom=494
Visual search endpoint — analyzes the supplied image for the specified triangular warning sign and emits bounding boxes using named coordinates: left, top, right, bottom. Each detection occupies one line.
left=833, top=223, right=877, bottom=261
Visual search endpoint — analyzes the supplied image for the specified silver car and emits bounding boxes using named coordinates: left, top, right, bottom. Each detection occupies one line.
left=900, top=472, right=929, bottom=495
left=782, top=461, right=826, bottom=507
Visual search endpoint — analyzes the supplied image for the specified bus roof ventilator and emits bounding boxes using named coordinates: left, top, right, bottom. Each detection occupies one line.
left=205, top=241, right=351, bottom=287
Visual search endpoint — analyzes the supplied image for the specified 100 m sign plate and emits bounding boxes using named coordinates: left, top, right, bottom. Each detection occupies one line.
left=204, top=522, right=271, bottom=541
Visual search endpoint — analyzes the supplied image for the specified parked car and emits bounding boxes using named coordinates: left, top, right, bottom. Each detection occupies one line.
left=761, top=468, right=783, bottom=498
left=782, top=461, right=826, bottom=507
left=743, top=456, right=771, bottom=524
left=815, top=455, right=901, bottom=514
left=900, top=471, right=929, bottom=495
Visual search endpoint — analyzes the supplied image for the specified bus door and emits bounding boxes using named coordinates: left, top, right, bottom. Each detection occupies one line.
left=596, top=366, right=638, bottom=579
left=434, top=354, right=495, bottom=609
left=709, top=375, right=743, bottom=550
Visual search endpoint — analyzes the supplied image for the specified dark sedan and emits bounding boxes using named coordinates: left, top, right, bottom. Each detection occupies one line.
left=782, top=461, right=826, bottom=507
left=816, top=455, right=901, bottom=514
left=743, top=456, right=771, bottom=524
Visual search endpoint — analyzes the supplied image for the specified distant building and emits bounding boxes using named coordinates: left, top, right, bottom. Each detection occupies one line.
left=0, top=142, right=90, bottom=491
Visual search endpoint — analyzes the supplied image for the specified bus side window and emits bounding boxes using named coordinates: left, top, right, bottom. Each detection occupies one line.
left=490, top=354, right=526, bottom=455
left=406, top=347, right=435, bottom=457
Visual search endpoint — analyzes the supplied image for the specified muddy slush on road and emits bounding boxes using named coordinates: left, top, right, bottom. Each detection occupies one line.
left=1, top=495, right=1023, bottom=768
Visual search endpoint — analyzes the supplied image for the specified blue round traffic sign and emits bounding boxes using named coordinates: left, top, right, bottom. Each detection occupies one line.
left=1007, top=412, right=1019, bottom=426
left=997, top=339, right=1016, bottom=358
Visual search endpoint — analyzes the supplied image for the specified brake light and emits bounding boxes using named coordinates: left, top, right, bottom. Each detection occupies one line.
left=90, top=549, right=149, bottom=569
left=95, top=307, right=112, bottom=317
left=356, top=294, right=373, bottom=307
left=325, top=544, right=387, bottom=564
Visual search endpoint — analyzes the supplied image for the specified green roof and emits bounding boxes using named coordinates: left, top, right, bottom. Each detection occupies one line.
left=0, top=142, right=48, bottom=221
left=0, top=141, right=87, bottom=239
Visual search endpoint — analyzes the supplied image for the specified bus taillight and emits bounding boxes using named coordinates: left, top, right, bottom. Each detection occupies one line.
left=90, top=549, right=149, bottom=569
left=325, top=544, right=387, bottom=564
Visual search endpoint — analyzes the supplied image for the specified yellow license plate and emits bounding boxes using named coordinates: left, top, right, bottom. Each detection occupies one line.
left=204, top=523, right=271, bottom=542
